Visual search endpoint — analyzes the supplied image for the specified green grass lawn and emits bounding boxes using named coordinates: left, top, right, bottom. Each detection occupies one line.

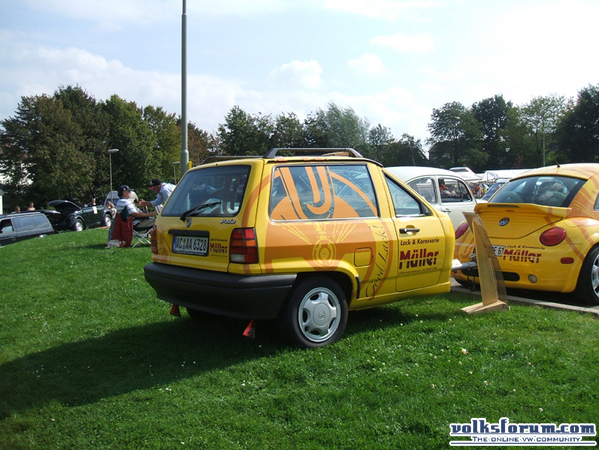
left=1, top=229, right=598, bottom=449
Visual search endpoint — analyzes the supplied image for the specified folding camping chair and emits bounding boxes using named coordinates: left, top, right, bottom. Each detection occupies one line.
left=131, top=217, right=155, bottom=247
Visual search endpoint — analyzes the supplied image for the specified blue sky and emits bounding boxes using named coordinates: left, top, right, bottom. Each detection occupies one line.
left=1, top=0, right=598, bottom=147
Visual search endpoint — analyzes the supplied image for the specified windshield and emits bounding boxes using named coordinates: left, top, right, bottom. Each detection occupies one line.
left=161, top=165, right=251, bottom=217
left=490, top=175, right=586, bottom=207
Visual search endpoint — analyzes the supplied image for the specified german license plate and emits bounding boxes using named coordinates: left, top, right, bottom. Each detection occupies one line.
left=492, top=245, right=505, bottom=256
left=173, top=236, right=209, bottom=256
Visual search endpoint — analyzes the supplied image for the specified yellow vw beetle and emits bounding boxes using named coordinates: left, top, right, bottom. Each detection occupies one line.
left=453, top=163, right=599, bottom=305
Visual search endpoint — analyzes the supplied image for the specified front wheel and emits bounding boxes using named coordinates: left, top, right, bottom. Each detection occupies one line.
left=278, top=277, right=348, bottom=348
left=575, top=246, right=599, bottom=305
left=103, top=213, right=112, bottom=228
left=72, top=218, right=84, bottom=232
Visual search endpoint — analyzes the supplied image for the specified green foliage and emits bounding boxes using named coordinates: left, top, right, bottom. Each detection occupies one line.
left=379, top=134, right=428, bottom=167
left=1, top=231, right=598, bottom=449
left=3, top=82, right=599, bottom=213
left=471, top=95, right=513, bottom=168
left=0, top=86, right=192, bottom=210
left=557, top=84, right=599, bottom=164
left=427, top=102, right=484, bottom=169
left=218, top=105, right=274, bottom=156
left=520, top=94, right=566, bottom=167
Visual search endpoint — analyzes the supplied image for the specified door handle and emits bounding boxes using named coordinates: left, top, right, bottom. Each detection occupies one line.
left=399, top=228, right=420, bottom=234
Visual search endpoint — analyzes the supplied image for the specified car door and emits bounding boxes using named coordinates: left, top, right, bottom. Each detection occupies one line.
left=385, top=176, right=448, bottom=290
left=407, top=176, right=475, bottom=229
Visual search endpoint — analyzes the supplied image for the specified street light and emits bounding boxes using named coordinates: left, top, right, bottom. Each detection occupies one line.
left=108, top=148, right=119, bottom=194
left=172, top=161, right=180, bottom=184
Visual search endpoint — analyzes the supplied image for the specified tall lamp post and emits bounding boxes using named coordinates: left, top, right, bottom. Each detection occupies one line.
left=108, top=148, right=119, bottom=194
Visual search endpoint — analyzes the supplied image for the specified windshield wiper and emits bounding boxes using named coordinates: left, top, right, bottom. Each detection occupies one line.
left=179, top=201, right=222, bottom=221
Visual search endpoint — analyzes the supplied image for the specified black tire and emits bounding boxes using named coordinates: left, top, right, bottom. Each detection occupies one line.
left=278, top=276, right=348, bottom=348
left=72, top=218, right=84, bottom=232
left=575, top=246, right=599, bottom=305
left=103, top=213, right=112, bottom=228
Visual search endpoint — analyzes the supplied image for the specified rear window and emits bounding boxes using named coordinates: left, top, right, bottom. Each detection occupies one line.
left=270, top=164, right=378, bottom=220
left=491, top=175, right=586, bottom=207
left=161, top=165, right=251, bottom=217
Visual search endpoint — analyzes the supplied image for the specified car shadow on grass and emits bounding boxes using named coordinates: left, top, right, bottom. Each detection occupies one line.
left=0, top=299, right=463, bottom=419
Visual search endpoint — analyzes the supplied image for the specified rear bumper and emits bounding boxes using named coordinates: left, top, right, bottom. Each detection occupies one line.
left=143, top=262, right=296, bottom=319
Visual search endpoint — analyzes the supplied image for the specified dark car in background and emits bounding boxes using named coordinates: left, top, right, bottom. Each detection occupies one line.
left=0, top=212, right=55, bottom=247
left=44, top=200, right=112, bottom=232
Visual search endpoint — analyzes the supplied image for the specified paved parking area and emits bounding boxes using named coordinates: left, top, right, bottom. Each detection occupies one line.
left=451, top=280, right=599, bottom=316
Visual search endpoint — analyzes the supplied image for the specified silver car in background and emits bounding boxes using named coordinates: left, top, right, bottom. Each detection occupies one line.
left=385, top=166, right=477, bottom=230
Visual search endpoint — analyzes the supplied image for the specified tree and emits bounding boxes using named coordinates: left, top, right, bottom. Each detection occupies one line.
left=143, top=106, right=180, bottom=183
left=557, top=85, right=599, bottom=163
left=368, top=124, right=394, bottom=162
left=102, top=95, right=158, bottom=193
left=271, top=112, right=305, bottom=149
left=379, top=134, right=428, bottom=167
left=185, top=121, right=218, bottom=167
left=521, top=94, right=565, bottom=166
left=303, top=103, right=371, bottom=155
left=218, top=106, right=274, bottom=156
left=0, top=93, right=96, bottom=204
left=471, top=95, right=513, bottom=168
left=427, top=102, right=483, bottom=169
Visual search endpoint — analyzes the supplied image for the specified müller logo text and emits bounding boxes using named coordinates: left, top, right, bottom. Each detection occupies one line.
left=450, top=418, right=597, bottom=446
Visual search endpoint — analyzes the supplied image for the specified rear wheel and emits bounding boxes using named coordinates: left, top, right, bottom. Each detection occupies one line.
left=575, top=246, right=599, bottom=305
left=278, top=277, right=348, bottom=348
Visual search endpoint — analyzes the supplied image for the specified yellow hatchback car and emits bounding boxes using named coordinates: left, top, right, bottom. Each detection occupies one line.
left=144, top=148, right=455, bottom=347
left=453, top=163, right=599, bottom=305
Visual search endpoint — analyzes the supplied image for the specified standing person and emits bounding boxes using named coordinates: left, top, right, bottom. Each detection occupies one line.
left=27, top=202, right=35, bottom=211
left=139, top=179, right=175, bottom=211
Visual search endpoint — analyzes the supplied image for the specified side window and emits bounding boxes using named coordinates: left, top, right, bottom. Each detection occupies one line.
left=270, top=164, right=378, bottom=220
left=33, top=215, right=50, bottom=230
left=13, top=215, right=36, bottom=232
left=439, top=178, right=470, bottom=203
left=0, top=219, right=14, bottom=234
left=408, top=177, right=437, bottom=204
left=386, top=176, right=431, bottom=217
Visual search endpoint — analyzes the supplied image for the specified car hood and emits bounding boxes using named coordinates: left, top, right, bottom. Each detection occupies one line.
left=48, top=200, right=82, bottom=211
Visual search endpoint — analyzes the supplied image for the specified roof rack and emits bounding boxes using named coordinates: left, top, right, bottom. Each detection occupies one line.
left=199, top=155, right=262, bottom=165
left=263, top=147, right=363, bottom=159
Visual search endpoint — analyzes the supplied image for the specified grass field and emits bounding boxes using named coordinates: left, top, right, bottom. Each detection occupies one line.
left=1, top=229, right=598, bottom=449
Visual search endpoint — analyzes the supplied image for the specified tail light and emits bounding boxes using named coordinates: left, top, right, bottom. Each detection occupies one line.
left=151, top=226, right=158, bottom=254
left=455, top=222, right=469, bottom=239
left=539, top=227, right=566, bottom=246
left=230, top=228, right=258, bottom=264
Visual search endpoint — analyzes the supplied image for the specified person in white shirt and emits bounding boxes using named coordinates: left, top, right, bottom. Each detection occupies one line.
left=139, top=179, right=175, bottom=210
left=108, top=185, right=157, bottom=241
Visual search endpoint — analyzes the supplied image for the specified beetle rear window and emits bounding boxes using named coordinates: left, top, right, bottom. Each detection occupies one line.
left=491, top=175, right=585, bottom=207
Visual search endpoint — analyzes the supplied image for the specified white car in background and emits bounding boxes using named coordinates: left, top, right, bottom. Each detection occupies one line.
left=385, top=166, right=477, bottom=230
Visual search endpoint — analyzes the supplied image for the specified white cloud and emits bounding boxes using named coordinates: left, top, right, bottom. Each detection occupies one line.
left=269, top=60, right=323, bottom=89
left=348, top=54, right=388, bottom=74
left=370, top=33, right=434, bottom=52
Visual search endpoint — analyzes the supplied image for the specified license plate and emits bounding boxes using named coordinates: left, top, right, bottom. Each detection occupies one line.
left=492, top=245, right=505, bottom=256
left=172, top=236, right=209, bottom=256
